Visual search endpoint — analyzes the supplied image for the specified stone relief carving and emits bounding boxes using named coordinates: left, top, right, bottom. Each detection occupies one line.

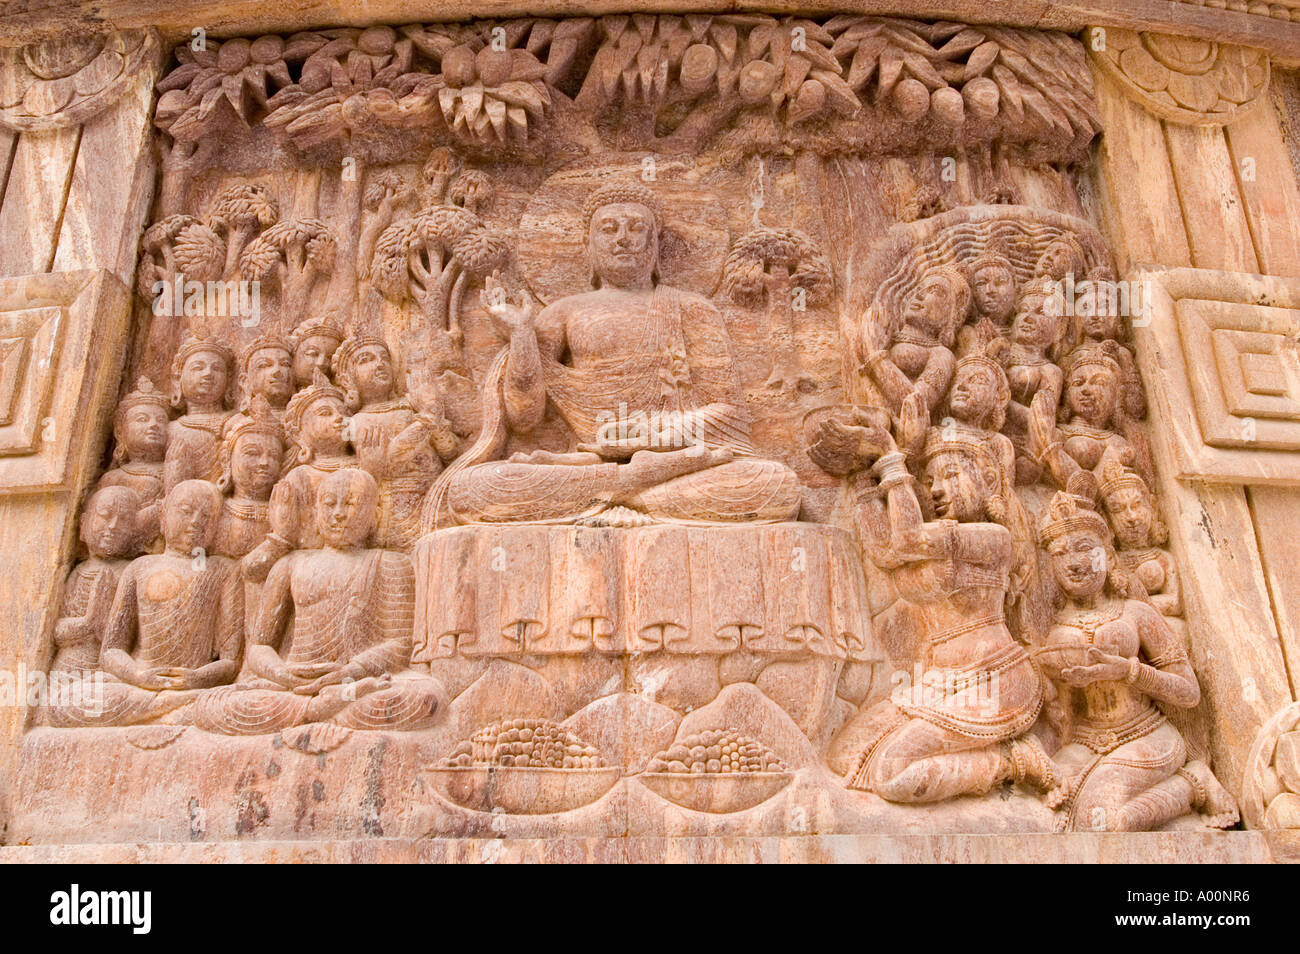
left=1243, top=702, right=1300, bottom=830
left=0, top=28, right=160, bottom=130
left=8, top=13, right=1244, bottom=843
left=1127, top=268, right=1300, bottom=485
left=1088, top=27, right=1269, bottom=125
left=0, top=271, right=131, bottom=491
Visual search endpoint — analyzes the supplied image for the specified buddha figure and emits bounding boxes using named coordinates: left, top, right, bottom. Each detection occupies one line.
left=860, top=265, right=969, bottom=422
left=1097, top=451, right=1180, bottom=620
left=194, top=468, right=444, bottom=734
left=428, top=182, right=802, bottom=527
left=289, top=315, right=345, bottom=387
left=811, top=413, right=1061, bottom=805
left=956, top=250, right=1018, bottom=358
left=97, top=377, right=170, bottom=551
left=162, top=335, right=236, bottom=492
left=1035, top=492, right=1237, bottom=831
left=333, top=334, right=458, bottom=548
left=1002, top=278, right=1065, bottom=485
left=48, top=481, right=242, bottom=727
left=213, top=396, right=286, bottom=560
left=48, top=487, right=142, bottom=678
left=243, top=371, right=357, bottom=581
left=1029, top=341, right=1151, bottom=499
left=224, top=334, right=294, bottom=436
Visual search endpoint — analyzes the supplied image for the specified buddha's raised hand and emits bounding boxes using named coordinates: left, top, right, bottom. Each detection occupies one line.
left=481, top=270, right=534, bottom=337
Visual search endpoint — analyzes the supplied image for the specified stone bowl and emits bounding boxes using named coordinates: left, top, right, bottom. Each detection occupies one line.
left=424, top=764, right=622, bottom=815
left=638, top=771, right=791, bottom=814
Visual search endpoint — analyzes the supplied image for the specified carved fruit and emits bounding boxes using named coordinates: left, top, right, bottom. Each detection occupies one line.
left=789, top=79, right=826, bottom=123
left=476, top=47, right=514, bottom=88
left=358, top=26, right=396, bottom=56
left=738, top=60, right=780, bottom=104
left=442, top=45, right=477, bottom=87
left=930, top=86, right=964, bottom=125
left=680, top=43, right=719, bottom=95
left=217, top=37, right=252, bottom=73
left=250, top=35, right=284, bottom=65
left=963, top=76, right=1000, bottom=121
left=892, top=78, right=930, bottom=120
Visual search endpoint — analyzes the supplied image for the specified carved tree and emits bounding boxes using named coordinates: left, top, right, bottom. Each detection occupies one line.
left=240, top=219, right=337, bottom=327
left=722, top=226, right=832, bottom=391
left=207, top=183, right=280, bottom=280
left=372, top=203, right=510, bottom=340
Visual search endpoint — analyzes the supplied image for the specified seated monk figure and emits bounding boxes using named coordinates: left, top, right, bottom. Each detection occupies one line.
left=194, top=468, right=444, bottom=734
left=48, top=480, right=242, bottom=727
left=47, top=487, right=142, bottom=679
left=430, top=182, right=802, bottom=527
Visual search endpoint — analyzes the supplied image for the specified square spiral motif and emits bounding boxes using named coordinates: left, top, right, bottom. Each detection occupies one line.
left=0, top=307, right=62, bottom=455
left=0, top=271, right=130, bottom=492
left=1132, top=268, right=1300, bottom=483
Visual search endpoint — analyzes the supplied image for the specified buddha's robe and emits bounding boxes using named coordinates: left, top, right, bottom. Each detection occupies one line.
left=443, top=285, right=802, bottom=525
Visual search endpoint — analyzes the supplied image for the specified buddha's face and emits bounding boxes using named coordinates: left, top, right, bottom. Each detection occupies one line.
left=245, top=346, right=294, bottom=407
left=1068, top=364, right=1120, bottom=426
left=120, top=404, right=168, bottom=462
left=316, top=472, right=376, bottom=548
left=348, top=345, right=394, bottom=404
left=230, top=432, right=282, bottom=500
left=587, top=202, right=658, bottom=289
left=1049, top=529, right=1109, bottom=600
left=970, top=264, right=1016, bottom=323
left=905, top=275, right=961, bottom=339
left=293, top=334, right=339, bottom=386
left=924, top=450, right=987, bottom=523
left=1012, top=297, right=1058, bottom=350
left=180, top=350, right=229, bottom=407
left=949, top=365, right=1000, bottom=422
left=299, top=396, right=348, bottom=453
left=163, top=483, right=219, bottom=553
left=1104, top=486, right=1156, bottom=549
left=81, top=488, right=138, bottom=559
